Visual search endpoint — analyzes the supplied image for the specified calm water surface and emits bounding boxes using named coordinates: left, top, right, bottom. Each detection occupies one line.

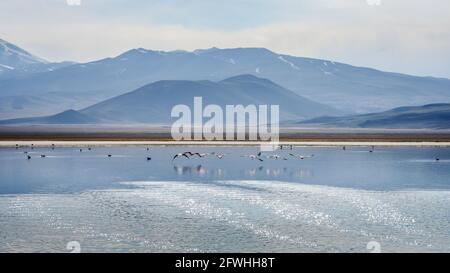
left=0, top=146, right=449, bottom=252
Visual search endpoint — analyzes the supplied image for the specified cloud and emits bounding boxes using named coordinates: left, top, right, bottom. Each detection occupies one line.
left=0, top=0, right=449, bottom=77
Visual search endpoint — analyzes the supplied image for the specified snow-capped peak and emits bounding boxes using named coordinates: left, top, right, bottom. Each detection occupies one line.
left=0, top=38, right=48, bottom=67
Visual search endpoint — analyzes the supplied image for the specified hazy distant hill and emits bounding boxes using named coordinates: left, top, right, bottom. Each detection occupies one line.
left=0, top=38, right=47, bottom=70
left=0, top=39, right=78, bottom=119
left=0, top=39, right=75, bottom=80
left=0, top=109, right=98, bottom=125
left=1, top=40, right=450, bottom=119
left=0, top=75, right=342, bottom=125
left=299, top=104, right=450, bottom=129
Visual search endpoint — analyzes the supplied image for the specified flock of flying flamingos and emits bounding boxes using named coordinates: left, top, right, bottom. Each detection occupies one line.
left=16, top=144, right=319, bottom=162
left=17, top=143, right=442, bottom=162
left=172, top=145, right=314, bottom=162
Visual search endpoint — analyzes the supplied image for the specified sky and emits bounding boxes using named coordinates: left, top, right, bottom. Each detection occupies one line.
left=0, top=0, right=449, bottom=78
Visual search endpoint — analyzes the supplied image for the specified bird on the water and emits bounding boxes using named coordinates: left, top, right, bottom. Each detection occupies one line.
left=267, top=155, right=288, bottom=160
left=241, top=154, right=264, bottom=161
left=289, top=153, right=314, bottom=160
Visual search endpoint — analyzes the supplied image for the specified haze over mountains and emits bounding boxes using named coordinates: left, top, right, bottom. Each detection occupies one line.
left=0, top=109, right=98, bottom=125
left=0, top=39, right=46, bottom=70
left=299, top=104, right=450, bottom=129
left=0, top=39, right=450, bottom=120
left=0, top=75, right=342, bottom=125
left=0, top=39, right=449, bottom=129
left=0, top=39, right=74, bottom=80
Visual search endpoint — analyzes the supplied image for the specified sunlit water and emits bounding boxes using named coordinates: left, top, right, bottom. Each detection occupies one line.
left=0, top=146, right=449, bottom=252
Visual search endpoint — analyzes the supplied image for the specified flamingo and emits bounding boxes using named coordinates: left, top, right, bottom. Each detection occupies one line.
left=172, top=152, right=191, bottom=161
left=289, top=153, right=314, bottom=160
left=241, top=154, right=264, bottom=162
left=267, top=155, right=288, bottom=160
left=193, top=153, right=210, bottom=158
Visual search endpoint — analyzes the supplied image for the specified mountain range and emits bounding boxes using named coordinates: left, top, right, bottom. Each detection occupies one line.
left=0, top=75, right=342, bottom=125
left=1, top=39, right=450, bottom=120
left=298, top=104, right=450, bottom=129
left=0, top=39, right=74, bottom=80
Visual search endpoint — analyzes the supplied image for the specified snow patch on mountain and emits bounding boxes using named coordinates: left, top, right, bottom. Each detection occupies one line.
left=0, top=64, right=14, bottom=70
left=278, top=56, right=300, bottom=70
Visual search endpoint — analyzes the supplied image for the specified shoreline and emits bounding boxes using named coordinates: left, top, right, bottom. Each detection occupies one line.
left=2, top=126, right=450, bottom=147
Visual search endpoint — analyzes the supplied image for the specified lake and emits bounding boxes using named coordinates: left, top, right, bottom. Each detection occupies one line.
left=0, top=145, right=449, bottom=252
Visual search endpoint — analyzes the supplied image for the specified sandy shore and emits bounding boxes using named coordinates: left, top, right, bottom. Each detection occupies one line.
left=1, top=125, right=450, bottom=147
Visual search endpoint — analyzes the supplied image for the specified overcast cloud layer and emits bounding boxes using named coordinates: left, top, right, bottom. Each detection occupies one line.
left=1, top=0, right=449, bottom=78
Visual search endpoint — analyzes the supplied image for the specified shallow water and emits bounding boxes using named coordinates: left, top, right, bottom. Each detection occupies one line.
left=0, top=146, right=449, bottom=252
